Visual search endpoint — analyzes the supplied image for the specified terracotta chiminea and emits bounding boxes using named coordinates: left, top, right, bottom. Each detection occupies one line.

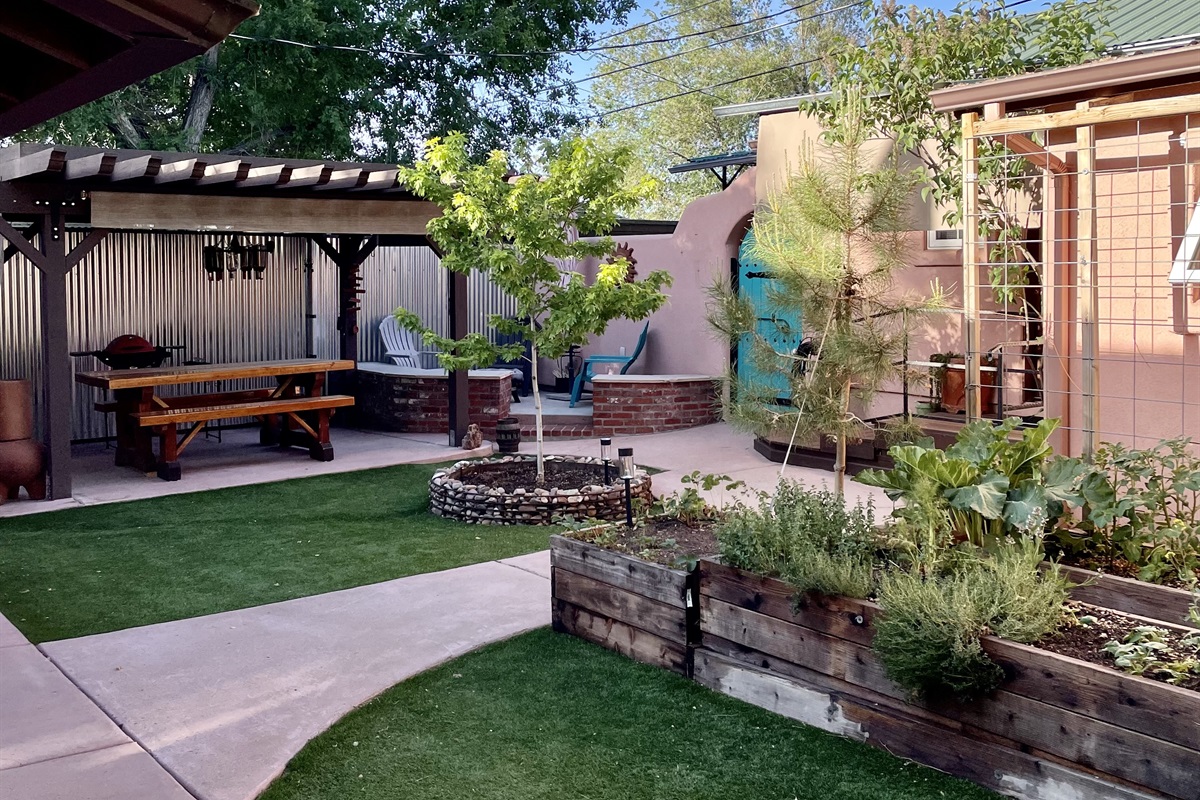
left=0, top=380, right=47, bottom=504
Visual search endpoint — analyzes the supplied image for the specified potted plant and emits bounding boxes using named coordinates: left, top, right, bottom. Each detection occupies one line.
left=934, top=352, right=997, bottom=416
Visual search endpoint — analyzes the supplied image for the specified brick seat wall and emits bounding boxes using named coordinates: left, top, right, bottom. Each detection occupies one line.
left=356, top=366, right=511, bottom=437
left=592, top=375, right=720, bottom=436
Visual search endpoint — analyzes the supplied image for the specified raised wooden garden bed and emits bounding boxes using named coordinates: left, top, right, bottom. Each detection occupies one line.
left=1059, top=563, right=1196, bottom=626
left=694, top=559, right=1200, bottom=800
left=549, top=534, right=698, bottom=676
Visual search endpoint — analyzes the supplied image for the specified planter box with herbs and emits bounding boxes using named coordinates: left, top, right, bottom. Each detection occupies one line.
left=695, top=558, right=1199, bottom=800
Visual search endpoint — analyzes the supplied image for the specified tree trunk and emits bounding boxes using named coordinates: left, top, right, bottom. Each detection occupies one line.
left=531, top=341, right=545, bottom=484
left=833, top=379, right=852, bottom=498
left=182, top=44, right=221, bottom=152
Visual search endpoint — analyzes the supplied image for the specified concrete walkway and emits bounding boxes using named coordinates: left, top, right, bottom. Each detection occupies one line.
left=27, top=553, right=550, bottom=800
left=1, top=423, right=890, bottom=800
left=0, top=615, right=195, bottom=800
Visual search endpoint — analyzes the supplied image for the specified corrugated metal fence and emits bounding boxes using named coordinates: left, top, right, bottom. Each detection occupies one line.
left=0, top=231, right=516, bottom=441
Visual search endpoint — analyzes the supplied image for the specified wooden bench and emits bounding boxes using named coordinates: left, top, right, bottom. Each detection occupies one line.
left=133, top=394, right=355, bottom=481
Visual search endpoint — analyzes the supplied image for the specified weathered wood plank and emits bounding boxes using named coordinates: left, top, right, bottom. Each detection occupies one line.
left=699, top=560, right=877, bottom=646
left=75, top=358, right=355, bottom=390
left=553, top=600, right=690, bottom=675
left=553, top=567, right=687, bottom=644
left=696, top=649, right=1164, bottom=800
left=1060, top=564, right=1195, bottom=625
left=703, top=597, right=1200, bottom=798
left=550, top=535, right=688, bottom=608
left=984, top=637, right=1200, bottom=752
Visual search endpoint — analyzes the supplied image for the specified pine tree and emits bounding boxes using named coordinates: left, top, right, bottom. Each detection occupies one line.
left=708, top=97, right=942, bottom=495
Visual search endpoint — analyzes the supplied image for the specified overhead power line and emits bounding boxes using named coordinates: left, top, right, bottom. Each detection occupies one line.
left=226, top=0, right=842, bottom=61
left=589, top=0, right=725, bottom=45
left=552, top=0, right=864, bottom=94
left=586, top=56, right=820, bottom=119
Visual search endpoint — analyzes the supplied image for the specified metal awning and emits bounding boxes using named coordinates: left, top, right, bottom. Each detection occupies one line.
left=667, top=150, right=757, bottom=190
left=0, top=0, right=260, bottom=137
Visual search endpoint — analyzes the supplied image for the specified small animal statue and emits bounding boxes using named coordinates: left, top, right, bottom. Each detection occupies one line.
left=607, top=242, right=637, bottom=282
left=461, top=423, right=483, bottom=450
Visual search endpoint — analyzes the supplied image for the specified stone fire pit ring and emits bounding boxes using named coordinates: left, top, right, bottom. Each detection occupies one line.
left=430, top=455, right=653, bottom=525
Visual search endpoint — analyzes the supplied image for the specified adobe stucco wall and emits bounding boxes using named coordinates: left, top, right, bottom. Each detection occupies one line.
left=576, top=167, right=758, bottom=378
left=576, top=109, right=967, bottom=417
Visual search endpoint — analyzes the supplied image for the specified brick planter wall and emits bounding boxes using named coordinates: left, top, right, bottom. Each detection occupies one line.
left=355, top=365, right=511, bottom=437
left=430, top=456, right=653, bottom=525
left=592, top=375, right=720, bottom=436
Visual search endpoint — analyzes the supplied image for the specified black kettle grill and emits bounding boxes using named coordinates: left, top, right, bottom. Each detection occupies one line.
left=70, top=335, right=185, bottom=369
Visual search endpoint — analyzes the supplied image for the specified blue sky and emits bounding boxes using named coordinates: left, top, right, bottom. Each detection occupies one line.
left=568, top=0, right=1061, bottom=101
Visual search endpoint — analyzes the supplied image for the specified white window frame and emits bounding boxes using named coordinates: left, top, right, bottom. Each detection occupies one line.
left=1168, top=200, right=1200, bottom=286
left=926, top=229, right=963, bottom=250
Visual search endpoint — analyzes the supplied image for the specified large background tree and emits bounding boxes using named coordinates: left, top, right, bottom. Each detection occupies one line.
left=585, top=0, right=861, bottom=218
left=16, top=0, right=635, bottom=161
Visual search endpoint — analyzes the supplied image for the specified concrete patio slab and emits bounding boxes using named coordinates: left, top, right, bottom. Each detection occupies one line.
left=1, top=428, right=493, bottom=518
left=498, top=550, right=551, bottom=580
left=543, top=423, right=891, bottom=510
left=41, top=557, right=551, bottom=800
left=0, top=644, right=129, bottom=770
left=0, top=742, right=194, bottom=800
left=0, top=614, right=26, bottom=649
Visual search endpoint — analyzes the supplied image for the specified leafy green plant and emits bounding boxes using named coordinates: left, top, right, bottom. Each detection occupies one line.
left=858, top=418, right=1073, bottom=548
left=1048, top=437, right=1200, bottom=584
left=397, top=133, right=672, bottom=484
left=717, top=481, right=879, bottom=599
left=873, top=540, right=1069, bottom=700
left=651, top=471, right=748, bottom=527
left=1103, top=625, right=1200, bottom=686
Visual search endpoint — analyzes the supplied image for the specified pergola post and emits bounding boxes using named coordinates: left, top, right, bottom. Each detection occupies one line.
left=0, top=209, right=108, bottom=499
left=447, top=269, right=470, bottom=446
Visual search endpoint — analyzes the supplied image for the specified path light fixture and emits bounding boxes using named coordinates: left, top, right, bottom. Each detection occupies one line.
left=619, top=446, right=635, bottom=528
left=599, top=436, right=612, bottom=485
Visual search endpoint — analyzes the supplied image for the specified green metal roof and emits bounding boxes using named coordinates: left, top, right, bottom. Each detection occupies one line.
left=1103, top=0, right=1200, bottom=48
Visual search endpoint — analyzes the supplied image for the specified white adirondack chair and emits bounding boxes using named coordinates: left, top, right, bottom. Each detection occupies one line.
left=380, top=317, right=435, bottom=367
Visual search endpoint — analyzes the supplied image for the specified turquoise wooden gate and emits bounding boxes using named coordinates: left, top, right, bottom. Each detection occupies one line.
left=737, top=229, right=803, bottom=403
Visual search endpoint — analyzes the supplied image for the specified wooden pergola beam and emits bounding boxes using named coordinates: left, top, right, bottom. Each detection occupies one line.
left=992, top=132, right=1070, bottom=175
left=974, top=94, right=1200, bottom=136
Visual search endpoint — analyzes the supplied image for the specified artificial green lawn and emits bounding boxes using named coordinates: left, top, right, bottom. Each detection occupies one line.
left=0, top=465, right=552, bottom=643
left=262, top=628, right=998, bottom=800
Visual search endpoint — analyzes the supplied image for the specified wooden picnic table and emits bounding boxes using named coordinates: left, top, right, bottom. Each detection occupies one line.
left=76, top=358, right=355, bottom=481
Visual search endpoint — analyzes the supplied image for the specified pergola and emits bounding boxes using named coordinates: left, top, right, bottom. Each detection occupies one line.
left=0, top=144, right=470, bottom=499
left=0, top=0, right=260, bottom=137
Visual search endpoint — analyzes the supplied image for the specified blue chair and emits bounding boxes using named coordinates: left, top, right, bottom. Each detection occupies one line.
left=570, top=321, right=649, bottom=407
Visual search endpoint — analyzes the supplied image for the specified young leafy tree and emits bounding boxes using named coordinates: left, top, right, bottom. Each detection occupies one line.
left=397, top=133, right=672, bottom=481
left=709, top=98, right=941, bottom=496
left=15, top=0, right=635, bottom=161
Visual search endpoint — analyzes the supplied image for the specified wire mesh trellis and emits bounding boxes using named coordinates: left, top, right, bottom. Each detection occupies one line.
left=960, top=101, right=1199, bottom=458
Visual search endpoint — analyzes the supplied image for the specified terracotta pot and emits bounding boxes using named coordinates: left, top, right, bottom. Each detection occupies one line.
left=0, top=379, right=34, bottom=442
left=939, top=357, right=996, bottom=416
left=0, top=439, right=46, bottom=503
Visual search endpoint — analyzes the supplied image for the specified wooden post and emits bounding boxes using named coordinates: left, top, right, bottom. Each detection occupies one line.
left=962, top=112, right=983, bottom=421
left=1, top=209, right=108, bottom=499
left=1076, top=108, right=1099, bottom=458
left=39, top=205, right=73, bottom=498
left=447, top=269, right=470, bottom=447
